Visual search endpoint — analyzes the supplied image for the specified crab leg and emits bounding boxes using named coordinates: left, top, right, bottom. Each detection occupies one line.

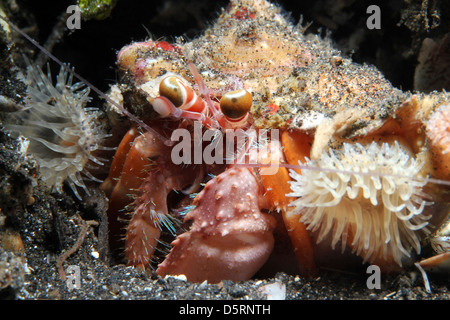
left=103, top=125, right=201, bottom=268
left=417, top=252, right=450, bottom=273
left=125, top=168, right=179, bottom=269
left=259, top=132, right=317, bottom=277
left=104, top=129, right=169, bottom=262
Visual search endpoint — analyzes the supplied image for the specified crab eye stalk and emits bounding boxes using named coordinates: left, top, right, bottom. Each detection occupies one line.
left=158, top=75, right=206, bottom=115
left=220, top=89, right=252, bottom=120
left=159, top=76, right=184, bottom=107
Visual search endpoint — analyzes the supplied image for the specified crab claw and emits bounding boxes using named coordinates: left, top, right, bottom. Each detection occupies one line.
left=156, top=166, right=276, bottom=283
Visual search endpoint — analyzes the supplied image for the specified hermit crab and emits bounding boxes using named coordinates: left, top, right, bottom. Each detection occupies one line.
left=96, top=0, right=450, bottom=283
left=3, top=0, right=449, bottom=285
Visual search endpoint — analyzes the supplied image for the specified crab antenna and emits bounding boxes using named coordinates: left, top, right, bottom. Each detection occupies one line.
left=188, top=62, right=224, bottom=128
left=0, top=15, right=171, bottom=146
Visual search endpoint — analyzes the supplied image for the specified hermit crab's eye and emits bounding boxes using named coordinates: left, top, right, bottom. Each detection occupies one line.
left=220, top=89, right=252, bottom=120
left=159, top=76, right=184, bottom=107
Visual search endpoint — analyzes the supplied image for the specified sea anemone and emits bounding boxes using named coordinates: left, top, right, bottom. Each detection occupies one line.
left=5, top=63, right=108, bottom=199
left=287, top=141, right=432, bottom=266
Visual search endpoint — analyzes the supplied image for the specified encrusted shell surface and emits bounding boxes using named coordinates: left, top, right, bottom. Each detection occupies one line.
left=114, top=0, right=438, bottom=138
left=184, top=0, right=407, bottom=135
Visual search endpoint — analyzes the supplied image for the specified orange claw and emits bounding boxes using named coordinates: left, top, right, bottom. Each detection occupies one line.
left=100, top=126, right=141, bottom=197
left=259, top=129, right=317, bottom=277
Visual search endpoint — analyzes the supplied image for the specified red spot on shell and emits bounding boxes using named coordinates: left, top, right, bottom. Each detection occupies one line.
left=268, top=104, right=279, bottom=115
left=154, top=41, right=181, bottom=53
left=231, top=7, right=256, bottom=20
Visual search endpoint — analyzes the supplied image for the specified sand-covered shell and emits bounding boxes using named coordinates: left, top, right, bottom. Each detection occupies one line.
left=113, top=0, right=424, bottom=140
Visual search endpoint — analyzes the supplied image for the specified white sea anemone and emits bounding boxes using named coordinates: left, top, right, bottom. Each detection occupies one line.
left=5, top=63, right=108, bottom=199
left=287, top=141, right=431, bottom=266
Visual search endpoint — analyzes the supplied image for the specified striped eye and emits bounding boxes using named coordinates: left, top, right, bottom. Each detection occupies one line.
left=220, top=89, right=252, bottom=120
left=159, top=76, right=184, bottom=107
left=158, top=76, right=205, bottom=113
